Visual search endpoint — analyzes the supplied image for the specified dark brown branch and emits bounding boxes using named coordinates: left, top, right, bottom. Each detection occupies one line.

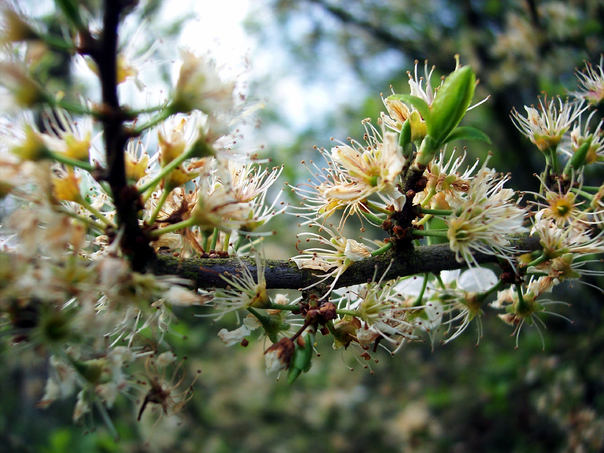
left=152, top=235, right=541, bottom=290
left=93, top=0, right=155, bottom=272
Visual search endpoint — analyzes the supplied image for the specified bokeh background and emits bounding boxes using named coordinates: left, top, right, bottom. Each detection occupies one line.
left=1, top=0, right=604, bottom=451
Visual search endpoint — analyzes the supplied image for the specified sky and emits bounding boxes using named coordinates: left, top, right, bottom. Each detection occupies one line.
left=164, top=0, right=372, bottom=143
left=14, top=0, right=374, bottom=149
left=174, top=0, right=252, bottom=68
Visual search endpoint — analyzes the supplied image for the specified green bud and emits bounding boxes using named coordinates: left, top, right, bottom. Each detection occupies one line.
left=287, top=331, right=314, bottom=384
left=69, top=357, right=106, bottom=384
left=287, top=363, right=302, bottom=383
left=428, top=65, right=475, bottom=147
left=563, top=140, right=592, bottom=180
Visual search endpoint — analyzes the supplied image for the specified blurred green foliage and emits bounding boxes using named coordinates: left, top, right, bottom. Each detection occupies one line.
left=3, top=302, right=604, bottom=452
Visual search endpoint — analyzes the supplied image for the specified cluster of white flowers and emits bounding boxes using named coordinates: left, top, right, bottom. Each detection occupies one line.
left=287, top=56, right=604, bottom=366
left=289, top=120, right=406, bottom=230
left=0, top=1, right=284, bottom=430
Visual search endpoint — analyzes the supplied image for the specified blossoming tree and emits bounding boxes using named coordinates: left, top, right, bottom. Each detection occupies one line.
left=1, top=0, right=603, bottom=436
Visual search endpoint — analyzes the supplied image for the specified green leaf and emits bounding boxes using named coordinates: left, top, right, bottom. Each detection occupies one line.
left=387, top=94, right=431, bottom=122
left=443, top=126, right=491, bottom=145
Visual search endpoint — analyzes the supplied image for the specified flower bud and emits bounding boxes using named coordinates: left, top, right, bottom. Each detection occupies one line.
left=566, top=140, right=592, bottom=174
left=398, top=119, right=413, bottom=160
left=288, top=331, right=315, bottom=383
left=264, top=337, right=295, bottom=374
left=427, top=64, right=475, bottom=147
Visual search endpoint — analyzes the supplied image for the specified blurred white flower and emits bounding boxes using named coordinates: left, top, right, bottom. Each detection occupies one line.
left=571, top=55, right=604, bottom=105
left=171, top=49, right=235, bottom=115
left=511, top=96, right=586, bottom=152
left=218, top=324, right=251, bottom=346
